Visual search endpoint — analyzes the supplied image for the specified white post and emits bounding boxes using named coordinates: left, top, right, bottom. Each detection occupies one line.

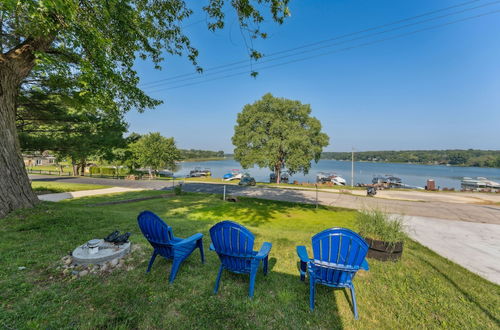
left=223, top=185, right=226, bottom=201
left=315, top=183, right=318, bottom=209
left=351, top=148, right=355, bottom=187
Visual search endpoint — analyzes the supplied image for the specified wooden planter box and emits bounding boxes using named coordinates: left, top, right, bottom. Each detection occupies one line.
left=364, top=237, right=404, bottom=261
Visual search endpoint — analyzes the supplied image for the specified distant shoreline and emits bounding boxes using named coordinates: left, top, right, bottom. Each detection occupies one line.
left=327, top=159, right=500, bottom=169
left=180, top=158, right=500, bottom=169
left=321, top=149, right=500, bottom=169
left=180, top=157, right=232, bottom=162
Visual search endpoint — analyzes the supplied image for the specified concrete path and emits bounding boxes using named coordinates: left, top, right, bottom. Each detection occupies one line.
left=38, top=187, right=143, bottom=202
left=402, top=215, right=500, bottom=285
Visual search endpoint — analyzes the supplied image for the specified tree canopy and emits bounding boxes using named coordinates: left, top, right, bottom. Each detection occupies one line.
left=232, top=93, right=329, bottom=183
left=2, top=0, right=290, bottom=113
left=130, top=132, right=181, bottom=174
left=0, top=0, right=290, bottom=217
left=17, top=79, right=128, bottom=175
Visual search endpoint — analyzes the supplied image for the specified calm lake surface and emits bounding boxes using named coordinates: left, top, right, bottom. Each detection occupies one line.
left=174, top=159, right=500, bottom=189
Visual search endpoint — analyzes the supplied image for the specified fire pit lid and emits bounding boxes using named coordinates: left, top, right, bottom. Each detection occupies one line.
left=72, top=240, right=131, bottom=265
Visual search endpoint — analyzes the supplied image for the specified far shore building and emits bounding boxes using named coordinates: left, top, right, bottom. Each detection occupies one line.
left=23, top=154, right=56, bottom=167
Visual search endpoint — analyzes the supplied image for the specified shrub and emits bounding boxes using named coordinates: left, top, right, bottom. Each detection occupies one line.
left=356, top=209, right=406, bottom=243
left=174, top=184, right=183, bottom=196
left=89, top=167, right=129, bottom=176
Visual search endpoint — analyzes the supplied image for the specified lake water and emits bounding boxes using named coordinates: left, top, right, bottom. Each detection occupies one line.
left=174, top=159, right=500, bottom=189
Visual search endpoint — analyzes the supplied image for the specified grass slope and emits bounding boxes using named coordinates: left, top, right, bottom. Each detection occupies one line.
left=1, top=192, right=499, bottom=329
left=31, top=182, right=111, bottom=194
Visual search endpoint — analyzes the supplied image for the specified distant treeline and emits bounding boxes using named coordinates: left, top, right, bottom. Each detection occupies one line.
left=321, top=150, right=500, bottom=168
left=181, top=149, right=225, bottom=160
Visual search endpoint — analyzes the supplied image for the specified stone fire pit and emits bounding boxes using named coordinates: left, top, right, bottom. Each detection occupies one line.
left=60, top=238, right=135, bottom=277
left=72, top=239, right=131, bottom=265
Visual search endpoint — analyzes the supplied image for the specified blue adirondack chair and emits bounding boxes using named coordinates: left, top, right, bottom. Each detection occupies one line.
left=296, top=228, right=369, bottom=319
left=209, top=221, right=272, bottom=297
left=137, top=211, right=205, bottom=283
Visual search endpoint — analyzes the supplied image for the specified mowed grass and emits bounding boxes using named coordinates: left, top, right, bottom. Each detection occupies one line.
left=1, top=192, right=499, bottom=329
left=27, top=165, right=73, bottom=173
left=31, top=181, right=111, bottom=194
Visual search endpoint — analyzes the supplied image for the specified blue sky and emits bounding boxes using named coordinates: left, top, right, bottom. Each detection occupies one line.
left=127, top=0, right=500, bottom=152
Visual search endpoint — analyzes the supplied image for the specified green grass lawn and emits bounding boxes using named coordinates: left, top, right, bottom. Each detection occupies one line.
left=27, top=165, right=73, bottom=173
left=31, top=181, right=111, bottom=194
left=1, top=192, right=499, bottom=329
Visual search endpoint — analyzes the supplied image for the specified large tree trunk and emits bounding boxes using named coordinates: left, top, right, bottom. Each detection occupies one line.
left=0, top=72, right=39, bottom=217
left=275, top=165, right=281, bottom=184
left=0, top=37, right=55, bottom=217
left=80, top=160, right=86, bottom=176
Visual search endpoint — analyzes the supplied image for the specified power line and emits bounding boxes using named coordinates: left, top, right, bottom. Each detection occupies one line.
left=142, top=0, right=500, bottom=90
left=146, top=8, right=500, bottom=93
left=139, top=0, right=485, bottom=88
left=182, top=18, right=206, bottom=28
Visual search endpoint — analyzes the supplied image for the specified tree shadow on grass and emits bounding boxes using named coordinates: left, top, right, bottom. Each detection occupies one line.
left=183, top=183, right=318, bottom=203
left=177, top=258, right=344, bottom=328
left=186, top=196, right=338, bottom=228
left=416, top=255, right=500, bottom=326
left=1, top=199, right=351, bottom=329
left=189, top=198, right=304, bottom=227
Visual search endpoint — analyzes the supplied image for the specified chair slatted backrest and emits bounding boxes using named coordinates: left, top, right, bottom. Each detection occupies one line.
left=311, top=228, right=368, bottom=286
left=138, top=211, right=175, bottom=258
left=210, top=221, right=255, bottom=273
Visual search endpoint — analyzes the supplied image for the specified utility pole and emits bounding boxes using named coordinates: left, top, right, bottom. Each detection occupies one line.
left=351, top=147, right=355, bottom=187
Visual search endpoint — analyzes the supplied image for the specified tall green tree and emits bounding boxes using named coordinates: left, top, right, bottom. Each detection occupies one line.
left=0, top=0, right=290, bottom=217
left=99, top=133, right=142, bottom=173
left=130, top=132, right=181, bottom=177
left=17, top=79, right=128, bottom=176
left=232, top=93, right=329, bottom=183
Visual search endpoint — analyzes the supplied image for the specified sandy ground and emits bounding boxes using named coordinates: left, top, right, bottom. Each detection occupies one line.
left=264, top=184, right=500, bottom=204
left=349, top=189, right=500, bottom=204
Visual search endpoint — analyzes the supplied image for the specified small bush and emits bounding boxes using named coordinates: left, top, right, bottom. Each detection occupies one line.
left=89, top=167, right=129, bottom=176
left=174, top=184, right=183, bottom=195
left=356, top=209, right=406, bottom=243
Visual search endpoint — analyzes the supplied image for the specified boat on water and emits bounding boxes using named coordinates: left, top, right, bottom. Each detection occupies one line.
left=189, top=167, right=211, bottom=177
left=316, top=172, right=347, bottom=185
left=223, top=169, right=242, bottom=181
left=372, top=175, right=402, bottom=186
left=461, top=177, right=500, bottom=191
left=370, top=175, right=424, bottom=189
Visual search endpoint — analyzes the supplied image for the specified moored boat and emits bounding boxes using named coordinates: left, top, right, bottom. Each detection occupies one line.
left=316, top=172, right=346, bottom=185
left=189, top=167, right=211, bottom=177
left=461, top=177, right=500, bottom=191
left=223, top=169, right=242, bottom=181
